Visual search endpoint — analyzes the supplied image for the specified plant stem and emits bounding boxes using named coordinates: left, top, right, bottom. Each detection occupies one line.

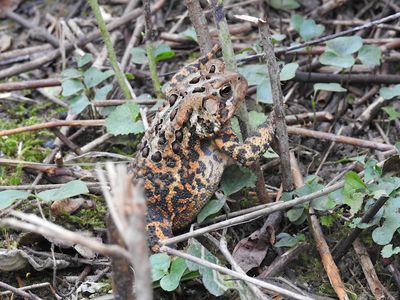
left=146, top=42, right=162, bottom=98
left=87, top=0, right=132, bottom=99
left=143, top=0, right=162, bottom=98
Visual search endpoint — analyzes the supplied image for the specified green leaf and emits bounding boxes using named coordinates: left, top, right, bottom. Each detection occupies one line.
left=271, top=34, right=286, bottom=43
left=248, top=111, right=267, bottom=129
left=396, top=142, right=400, bottom=154
left=319, top=51, right=355, bottom=68
left=358, top=45, right=381, bottom=66
left=313, top=83, right=347, bottom=94
left=187, top=239, right=236, bottom=296
left=326, top=36, right=363, bottom=56
left=78, top=53, right=93, bottom=68
left=343, top=171, right=367, bottom=214
left=275, top=233, right=305, bottom=248
left=280, top=62, right=299, bottom=81
left=160, top=258, right=187, bottom=291
left=69, top=94, right=90, bottom=114
left=0, top=190, right=31, bottom=209
left=380, top=84, right=400, bottom=100
left=256, top=79, right=273, bottom=104
left=154, top=44, right=175, bottom=62
left=105, top=102, right=144, bottom=135
left=290, top=14, right=304, bottom=32
left=62, top=68, right=82, bottom=79
left=266, top=0, right=300, bottom=10
left=83, top=67, right=114, bottom=88
left=364, top=159, right=382, bottom=182
left=220, top=165, right=256, bottom=196
left=381, top=244, right=400, bottom=258
left=197, top=197, right=226, bottom=224
left=179, top=27, right=198, bottom=42
left=344, top=171, right=367, bottom=191
left=61, top=79, right=84, bottom=97
left=94, top=84, right=113, bottom=101
left=150, top=253, right=171, bottom=281
left=238, top=64, right=267, bottom=86
left=299, top=19, right=324, bottom=41
left=37, top=180, right=89, bottom=202
left=382, top=106, right=400, bottom=121
left=131, top=47, right=148, bottom=64
left=368, top=177, right=400, bottom=198
left=372, top=196, right=400, bottom=245
left=286, top=206, right=305, bottom=223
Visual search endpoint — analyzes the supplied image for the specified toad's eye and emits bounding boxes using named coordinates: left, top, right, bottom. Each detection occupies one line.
left=219, top=85, right=232, bottom=99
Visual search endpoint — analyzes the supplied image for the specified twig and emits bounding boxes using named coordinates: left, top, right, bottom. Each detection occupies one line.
left=353, top=239, right=391, bottom=300
left=161, top=180, right=345, bottom=246
left=0, top=78, right=60, bottom=92
left=98, top=163, right=152, bottom=300
left=0, top=119, right=104, bottom=137
left=259, top=18, right=294, bottom=192
left=185, top=0, right=213, bottom=55
left=0, top=281, right=43, bottom=300
left=161, top=245, right=313, bottom=300
left=2, top=211, right=131, bottom=259
left=0, top=182, right=101, bottom=191
left=205, top=234, right=269, bottom=300
left=294, top=71, right=400, bottom=84
left=332, top=196, right=390, bottom=262
left=240, top=11, right=400, bottom=62
left=287, top=126, right=395, bottom=151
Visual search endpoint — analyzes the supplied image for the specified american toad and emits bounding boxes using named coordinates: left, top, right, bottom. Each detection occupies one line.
left=132, top=45, right=276, bottom=251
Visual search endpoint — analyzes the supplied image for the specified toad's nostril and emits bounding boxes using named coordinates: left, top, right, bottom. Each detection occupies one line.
left=237, top=76, right=242, bottom=80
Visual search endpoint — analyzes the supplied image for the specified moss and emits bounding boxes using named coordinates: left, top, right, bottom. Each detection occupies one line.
left=56, top=196, right=108, bottom=230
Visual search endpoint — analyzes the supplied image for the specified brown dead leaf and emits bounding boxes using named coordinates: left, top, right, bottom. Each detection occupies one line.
left=51, top=197, right=85, bottom=216
left=0, top=34, right=12, bottom=52
left=232, top=225, right=276, bottom=273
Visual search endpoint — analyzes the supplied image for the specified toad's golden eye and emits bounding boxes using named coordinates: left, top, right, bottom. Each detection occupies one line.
left=219, top=85, right=232, bottom=99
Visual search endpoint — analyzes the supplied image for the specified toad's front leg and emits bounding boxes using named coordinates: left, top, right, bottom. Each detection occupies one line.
left=214, top=111, right=276, bottom=167
left=146, top=208, right=173, bottom=252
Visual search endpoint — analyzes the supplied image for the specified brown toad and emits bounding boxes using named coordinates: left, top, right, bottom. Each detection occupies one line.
left=132, top=45, right=276, bottom=251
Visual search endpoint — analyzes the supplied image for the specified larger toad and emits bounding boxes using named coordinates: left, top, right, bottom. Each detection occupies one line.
left=132, top=45, right=276, bottom=251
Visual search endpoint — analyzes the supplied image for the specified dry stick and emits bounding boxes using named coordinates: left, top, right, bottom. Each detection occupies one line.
left=205, top=234, right=269, bottom=300
left=6, top=11, right=60, bottom=47
left=287, top=126, right=395, bottom=151
left=0, top=283, right=57, bottom=299
left=353, top=238, right=392, bottom=300
left=332, top=196, right=390, bottom=262
left=185, top=0, right=213, bottom=55
left=210, top=0, right=269, bottom=203
left=2, top=211, right=131, bottom=260
left=308, top=206, right=349, bottom=300
left=162, top=180, right=344, bottom=246
left=0, top=119, right=104, bottom=137
left=289, top=153, right=348, bottom=300
left=257, top=243, right=310, bottom=279
left=98, top=163, right=152, bottom=300
left=0, top=182, right=101, bottom=191
left=259, top=18, right=294, bottom=192
left=0, top=44, right=53, bottom=63
left=0, top=281, right=43, bottom=300
left=0, top=0, right=165, bottom=80
left=161, top=246, right=313, bottom=300
left=294, top=71, right=400, bottom=84
left=240, top=11, right=400, bottom=62
left=0, top=78, right=61, bottom=92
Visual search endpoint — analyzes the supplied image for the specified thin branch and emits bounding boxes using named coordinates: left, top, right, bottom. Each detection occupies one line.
left=161, top=246, right=313, bottom=300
